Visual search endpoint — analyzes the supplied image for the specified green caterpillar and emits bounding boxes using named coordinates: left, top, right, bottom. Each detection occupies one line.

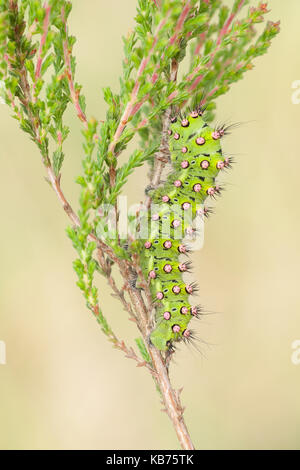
left=139, top=108, right=230, bottom=351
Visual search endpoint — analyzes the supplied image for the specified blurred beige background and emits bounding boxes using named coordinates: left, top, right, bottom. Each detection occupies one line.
left=0, top=0, right=300, bottom=450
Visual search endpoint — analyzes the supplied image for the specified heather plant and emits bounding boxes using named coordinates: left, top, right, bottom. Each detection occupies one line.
left=0, top=0, right=279, bottom=449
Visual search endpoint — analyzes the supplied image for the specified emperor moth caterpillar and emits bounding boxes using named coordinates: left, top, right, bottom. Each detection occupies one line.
left=139, top=108, right=230, bottom=351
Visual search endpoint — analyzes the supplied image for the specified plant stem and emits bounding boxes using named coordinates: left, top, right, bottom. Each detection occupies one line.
left=145, top=59, right=179, bottom=208
left=34, top=3, right=51, bottom=84
left=108, top=16, right=170, bottom=157
left=122, top=279, right=195, bottom=449
left=149, top=345, right=194, bottom=450
left=46, top=163, right=194, bottom=449
left=61, top=6, right=88, bottom=127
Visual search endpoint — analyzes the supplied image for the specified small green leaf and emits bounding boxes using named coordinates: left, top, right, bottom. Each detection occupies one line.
left=135, top=337, right=152, bottom=364
left=41, top=53, right=54, bottom=76
left=53, top=149, right=64, bottom=176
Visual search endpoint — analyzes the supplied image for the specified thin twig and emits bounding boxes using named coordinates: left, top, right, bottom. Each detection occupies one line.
left=91, top=303, right=153, bottom=372
left=46, top=167, right=80, bottom=225
left=186, top=0, right=246, bottom=92
left=34, top=3, right=51, bottom=85
left=61, top=7, right=88, bottom=127
left=108, top=16, right=169, bottom=157
left=145, top=60, right=179, bottom=208
left=96, top=248, right=137, bottom=321
left=149, top=345, right=194, bottom=449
